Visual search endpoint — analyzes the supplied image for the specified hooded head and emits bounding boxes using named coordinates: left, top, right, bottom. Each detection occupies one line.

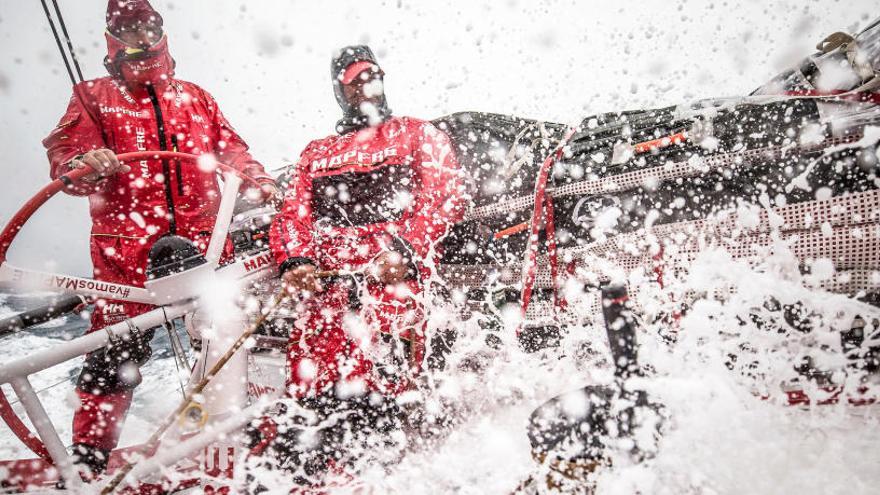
left=104, top=0, right=174, bottom=90
left=331, top=45, right=392, bottom=134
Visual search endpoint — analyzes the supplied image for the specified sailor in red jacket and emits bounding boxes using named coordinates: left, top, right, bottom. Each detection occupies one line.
left=265, top=45, right=465, bottom=480
left=42, top=0, right=277, bottom=477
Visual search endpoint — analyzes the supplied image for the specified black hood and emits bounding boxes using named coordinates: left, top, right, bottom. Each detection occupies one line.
left=331, top=45, right=392, bottom=134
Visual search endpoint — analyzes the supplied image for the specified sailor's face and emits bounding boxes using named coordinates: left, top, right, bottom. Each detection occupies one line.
left=342, top=70, right=385, bottom=109
left=117, top=25, right=163, bottom=49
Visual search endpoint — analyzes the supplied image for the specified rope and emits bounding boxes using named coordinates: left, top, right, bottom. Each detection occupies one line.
left=99, top=268, right=359, bottom=493
left=816, top=31, right=854, bottom=53
left=100, top=288, right=291, bottom=494
left=520, top=126, right=578, bottom=323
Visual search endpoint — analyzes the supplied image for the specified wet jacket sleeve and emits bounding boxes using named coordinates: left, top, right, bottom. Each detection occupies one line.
left=201, top=88, right=274, bottom=185
left=400, top=121, right=466, bottom=261
left=42, top=87, right=108, bottom=196
left=269, top=143, right=318, bottom=270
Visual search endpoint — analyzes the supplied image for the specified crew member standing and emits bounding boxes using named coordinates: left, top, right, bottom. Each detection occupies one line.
left=265, top=45, right=465, bottom=485
left=42, top=0, right=277, bottom=478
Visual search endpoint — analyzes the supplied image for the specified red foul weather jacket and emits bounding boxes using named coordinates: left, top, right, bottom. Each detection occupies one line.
left=44, top=77, right=274, bottom=243
left=45, top=76, right=273, bottom=451
left=269, top=116, right=465, bottom=397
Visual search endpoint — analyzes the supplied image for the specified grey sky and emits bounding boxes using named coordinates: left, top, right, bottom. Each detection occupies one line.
left=0, top=0, right=874, bottom=275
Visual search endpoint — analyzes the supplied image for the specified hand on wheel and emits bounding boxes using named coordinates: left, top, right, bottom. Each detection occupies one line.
left=70, top=149, right=130, bottom=182
left=260, top=183, right=282, bottom=209
left=243, top=182, right=282, bottom=209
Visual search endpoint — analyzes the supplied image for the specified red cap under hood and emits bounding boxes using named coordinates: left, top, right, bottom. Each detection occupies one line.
left=106, top=0, right=163, bottom=37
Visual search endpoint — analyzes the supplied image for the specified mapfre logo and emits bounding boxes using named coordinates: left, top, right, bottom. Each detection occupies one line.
left=100, top=105, right=142, bottom=118
left=137, top=59, right=164, bottom=71
left=111, top=79, right=136, bottom=104
left=243, top=252, right=273, bottom=272
left=311, top=146, right=397, bottom=172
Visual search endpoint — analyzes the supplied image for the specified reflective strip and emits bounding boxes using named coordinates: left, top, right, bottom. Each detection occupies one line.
left=90, top=233, right=148, bottom=240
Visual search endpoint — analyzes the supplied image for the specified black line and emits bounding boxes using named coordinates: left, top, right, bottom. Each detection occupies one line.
left=171, top=135, right=184, bottom=195
left=39, top=0, right=77, bottom=86
left=51, top=0, right=85, bottom=83
left=147, top=84, right=178, bottom=236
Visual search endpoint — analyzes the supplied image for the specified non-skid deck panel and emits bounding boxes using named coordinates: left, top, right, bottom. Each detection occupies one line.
left=440, top=188, right=880, bottom=303
left=463, top=135, right=859, bottom=221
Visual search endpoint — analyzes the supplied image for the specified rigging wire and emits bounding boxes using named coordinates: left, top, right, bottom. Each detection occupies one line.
left=39, top=0, right=78, bottom=86
left=50, top=0, right=85, bottom=83
left=162, top=319, right=190, bottom=400
left=2, top=378, right=72, bottom=407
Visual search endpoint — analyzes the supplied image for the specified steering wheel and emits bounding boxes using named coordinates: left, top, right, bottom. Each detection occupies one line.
left=0, top=151, right=261, bottom=461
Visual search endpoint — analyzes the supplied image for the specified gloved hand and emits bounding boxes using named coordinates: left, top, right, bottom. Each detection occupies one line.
left=70, top=149, right=130, bottom=182
left=244, top=182, right=282, bottom=209
left=282, top=263, right=323, bottom=293
left=260, top=182, right=282, bottom=209
left=371, top=250, right=410, bottom=284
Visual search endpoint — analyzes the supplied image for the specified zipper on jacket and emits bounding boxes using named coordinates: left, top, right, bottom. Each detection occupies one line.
left=146, top=84, right=177, bottom=236
left=171, top=134, right=184, bottom=195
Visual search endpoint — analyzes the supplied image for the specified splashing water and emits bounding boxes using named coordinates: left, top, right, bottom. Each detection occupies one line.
left=1, top=224, right=878, bottom=494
